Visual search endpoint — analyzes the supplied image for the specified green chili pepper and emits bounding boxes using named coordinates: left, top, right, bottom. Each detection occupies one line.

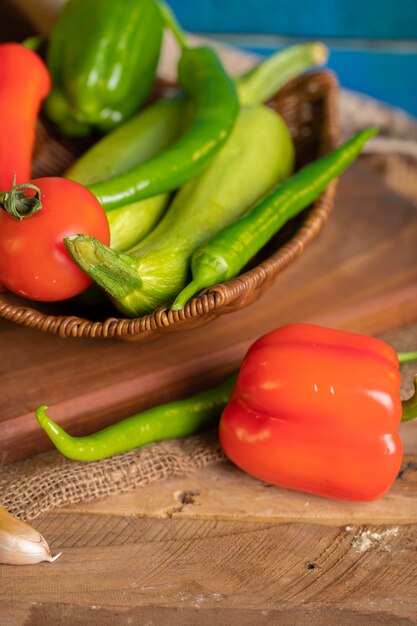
left=85, top=8, right=325, bottom=211
left=35, top=376, right=237, bottom=462
left=66, top=96, right=191, bottom=185
left=67, top=41, right=326, bottom=188
left=45, top=0, right=163, bottom=136
left=172, top=128, right=378, bottom=309
left=64, top=104, right=295, bottom=315
left=65, top=41, right=325, bottom=251
left=88, top=43, right=239, bottom=209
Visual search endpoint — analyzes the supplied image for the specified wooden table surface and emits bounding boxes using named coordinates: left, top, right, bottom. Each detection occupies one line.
left=1, top=162, right=417, bottom=625
left=2, top=162, right=417, bottom=468
left=2, top=4, right=417, bottom=623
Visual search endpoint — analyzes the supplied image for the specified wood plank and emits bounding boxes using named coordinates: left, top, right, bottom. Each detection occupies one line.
left=2, top=7, right=417, bottom=624
left=1, top=514, right=416, bottom=624
left=2, top=162, right=417, bottom=465
left=58, top=451, right=417, bottom=527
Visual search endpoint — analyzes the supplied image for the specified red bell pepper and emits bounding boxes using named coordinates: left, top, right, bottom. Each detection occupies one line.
left=219, top=323, right=416, bottom=502
left=0, top=43, right=51, bottom=189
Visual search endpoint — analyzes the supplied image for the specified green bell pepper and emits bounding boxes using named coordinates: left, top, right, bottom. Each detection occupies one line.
left=45, top=0, right=163, bottom=136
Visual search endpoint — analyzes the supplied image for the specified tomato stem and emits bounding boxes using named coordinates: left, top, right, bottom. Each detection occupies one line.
left=0, top=175, right=42, bottom=220
left=22, top=35, right=45, bottom=52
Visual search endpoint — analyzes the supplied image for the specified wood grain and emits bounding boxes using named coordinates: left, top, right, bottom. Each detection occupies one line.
left=58, top=453, right=417, bottom=527
left=1, top=514, right=417, bottom=625
left=2, top=6, right=417, bottom=623
left=2, top=336, right=417, bottom=626
left=1, top=162, right=417, bottom=465
left=2, top=443, right=417, bottom=624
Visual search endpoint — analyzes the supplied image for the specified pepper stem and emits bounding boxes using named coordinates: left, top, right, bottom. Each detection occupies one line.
left=398, top=350, right=417, bottom=364
left=158, top=1, right=189, bottom=49
left=0, top=175, right=42, bottom=220
left=172, top=279, right=204, bottom=310
left=401, top=376, right=417, bottom=422
left=398, top=350, right=417, bottom=422
left=172, top=261, right=225, bottom=310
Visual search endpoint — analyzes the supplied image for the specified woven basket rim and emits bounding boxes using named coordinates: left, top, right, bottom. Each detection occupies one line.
left=0, top=69, right=340, bottom=340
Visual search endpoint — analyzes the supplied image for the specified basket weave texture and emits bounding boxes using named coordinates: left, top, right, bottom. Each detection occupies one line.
left=0, top=70, right=339, bottom=340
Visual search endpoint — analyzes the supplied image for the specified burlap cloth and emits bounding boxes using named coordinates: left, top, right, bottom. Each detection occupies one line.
left=1, top=20, right=417, bottom=521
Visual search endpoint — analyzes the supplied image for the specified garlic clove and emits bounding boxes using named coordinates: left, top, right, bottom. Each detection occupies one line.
left=0, top=505, right=61, bottom=565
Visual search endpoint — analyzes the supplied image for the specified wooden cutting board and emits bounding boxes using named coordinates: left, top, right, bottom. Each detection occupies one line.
left=1, top=161, right=417, bottom=465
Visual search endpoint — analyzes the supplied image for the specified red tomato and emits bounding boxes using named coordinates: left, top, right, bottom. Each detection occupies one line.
left=0, top=177, right=110, bottom=301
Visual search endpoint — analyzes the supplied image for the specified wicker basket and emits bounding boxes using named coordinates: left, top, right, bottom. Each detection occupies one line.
left=0, top=70, right=339, bottom=340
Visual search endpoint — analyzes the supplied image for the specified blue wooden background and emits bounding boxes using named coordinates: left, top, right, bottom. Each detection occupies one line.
left=169, top=0, right=417, bottom=117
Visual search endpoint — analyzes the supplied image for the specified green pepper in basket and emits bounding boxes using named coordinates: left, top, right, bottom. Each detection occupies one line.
left=66, top=42, right=326, bottom=252
left=172, top=128, right=377, bottom=309
left=45, top=0, right=163, bottom=136
left=88, top=9, right=240, bottom=209
left=64, top=104, right=295, bottom=315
